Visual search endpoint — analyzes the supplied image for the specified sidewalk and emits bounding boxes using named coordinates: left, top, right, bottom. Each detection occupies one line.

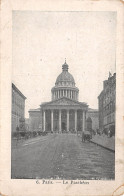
left=90, top=134, right=115, bottom=152
left=11, top=134, right=50, bottom=149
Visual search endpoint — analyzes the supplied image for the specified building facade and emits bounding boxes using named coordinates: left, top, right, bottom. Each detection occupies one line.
left=98, top=73, right=116, bottom=131
left=12, top=83, right=26, bottom=132
left=86, top=108, right=99, bottom=131
left=29, top=60, right=99, bottom=133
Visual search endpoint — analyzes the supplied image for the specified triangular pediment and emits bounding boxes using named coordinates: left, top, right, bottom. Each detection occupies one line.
left=41, top=97, right=87, bottom=106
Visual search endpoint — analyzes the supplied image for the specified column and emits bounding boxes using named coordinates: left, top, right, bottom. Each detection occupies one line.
left=51, top=110, right=53, bottom=132
left=58, top=90, right=60, bottom=98
left=67, top=110, right=69, bottom=132
left=75, top=110, right=77, bottom=133
left=60, top=90, right=62, bottom=98
left=41, top=110, right=43, bottom=131
left=43, top=110, right=46, bottom=132
left=74, top=91, right=75, bottom=100
left=77, top=92, right=78, bottom=101
left=85, top=111, right=87, bottom=130
left=59, top=110, right=61, bottom=133
left=40, top=110, right=43, bottom=131
left=82, top=110, right=85, bottom=132
left=66, top=90, right=67, bottom=97
left=59, top=90, right=60, bottom=98
left=70, top=90, right=72, bottom=99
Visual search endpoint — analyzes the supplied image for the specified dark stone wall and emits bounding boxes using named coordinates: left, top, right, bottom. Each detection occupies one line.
left=29, top=111, right=42, bottom=132
left=86, top=110, right=99, bottom=131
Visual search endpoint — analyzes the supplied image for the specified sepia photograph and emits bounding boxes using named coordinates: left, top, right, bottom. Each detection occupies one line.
left=11, top=11, right=116, bottom=180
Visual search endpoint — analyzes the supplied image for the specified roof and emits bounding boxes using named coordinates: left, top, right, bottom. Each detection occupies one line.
left=56, top=71, right=75, bottom=84
left=12, top=83, right=26, bottom=99
left=55, top=60, right=75, bottom=85
left=28, top=108, right=41, bottom=112
left=98, top=90, right=104, bottom=99
left=88, top=108, right=98, bottom=112
left=40, top=97, right=88, bottom=108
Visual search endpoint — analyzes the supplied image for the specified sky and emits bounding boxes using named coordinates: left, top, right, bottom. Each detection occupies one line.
left=12, top=11, right=116, bottom=118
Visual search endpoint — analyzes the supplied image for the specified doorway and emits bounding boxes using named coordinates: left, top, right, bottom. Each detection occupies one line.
left=62, top=122, right=66, bottom=133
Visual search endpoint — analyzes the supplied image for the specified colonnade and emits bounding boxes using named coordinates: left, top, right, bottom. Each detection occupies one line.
left=52, top=89, right=78, bottom=101
left=42, top=109, right=86, bottom=133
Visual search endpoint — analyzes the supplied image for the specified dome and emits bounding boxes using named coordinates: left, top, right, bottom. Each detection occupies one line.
left=56, top=71, right=75, bottom=84
left=51, top=59, right=79, bottom=101
left=55, top=60, right=75, bottom=86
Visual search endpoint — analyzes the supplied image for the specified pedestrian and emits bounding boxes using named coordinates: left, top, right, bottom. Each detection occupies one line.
left=16, top=126, right=19, bottom=132
left=108, top=129, right=111, bottom=137
left=82, top=132, right=85, bottom=142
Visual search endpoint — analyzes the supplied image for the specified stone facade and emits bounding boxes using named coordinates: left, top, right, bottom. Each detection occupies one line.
left=87, top=109, right=99, bottom=131
left=29, top=109, right=42, bottom=132
left=29, top=60, right=98, bottom=133
left=12, top=83, right=26, bottom=132
left=25, top=118, right=30, bottom=131
left=98, top=73, right=116, bottom=131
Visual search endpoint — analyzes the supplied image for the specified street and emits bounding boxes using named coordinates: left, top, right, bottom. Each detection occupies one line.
left=11, top=133, right=115, bottom=179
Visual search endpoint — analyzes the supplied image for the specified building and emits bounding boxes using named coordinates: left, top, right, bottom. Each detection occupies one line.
left=86, top=108, right=99, bottom=131
left=12, top=83, right=26, bottom=132
left=98, top=73, right=116, bottom=132
left=25, top=118, right=29, bottom=131
left=29, top=60, right=98, bottom=133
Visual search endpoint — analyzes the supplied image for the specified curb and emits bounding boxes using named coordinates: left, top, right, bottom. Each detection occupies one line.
left=90, top=140, right=115, bottom=153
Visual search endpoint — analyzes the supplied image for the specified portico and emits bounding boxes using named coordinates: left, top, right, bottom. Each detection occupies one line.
left=41, top=97, right=88, bottom=133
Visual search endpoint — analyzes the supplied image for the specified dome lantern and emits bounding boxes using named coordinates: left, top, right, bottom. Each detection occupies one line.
left=62, top=58, right=69, bottom=72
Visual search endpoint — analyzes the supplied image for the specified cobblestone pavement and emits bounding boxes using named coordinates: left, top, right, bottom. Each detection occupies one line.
left=11, top=133, right=115, bottom=180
